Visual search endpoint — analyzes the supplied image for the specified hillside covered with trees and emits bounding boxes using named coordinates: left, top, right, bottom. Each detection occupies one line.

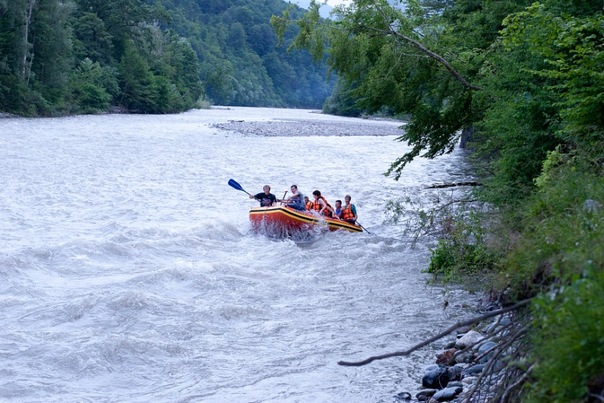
left=0, top=0, right=333, bottom=116
left=276, top=0, right=604, bottom=400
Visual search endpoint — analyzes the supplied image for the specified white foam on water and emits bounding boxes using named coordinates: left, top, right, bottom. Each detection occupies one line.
left=0, top=108, right=478, bottom=402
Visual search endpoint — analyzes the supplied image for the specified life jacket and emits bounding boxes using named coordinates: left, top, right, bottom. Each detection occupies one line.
left=342, top=204, right=355, bottom=221
left=305, top=201, right=314, bottom=210
left=312, top=195, right=333, bottom=217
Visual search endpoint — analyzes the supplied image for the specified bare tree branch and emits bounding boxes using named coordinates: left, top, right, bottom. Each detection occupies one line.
left=357, top=21, right=483, bottom=91
left=338, top=299, right=531, bottom=366
left=388, top=27, right=483, bottom=91
left=426, top=181, right=483, bottom=189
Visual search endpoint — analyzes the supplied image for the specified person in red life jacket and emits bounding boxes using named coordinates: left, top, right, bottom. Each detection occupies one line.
left=250, top=185, right=277, bottom=207
left=304, top=195, right=313, bottom=210
left=341, top=194, right=358, bottom=224
left=311, top=190, right=337, bottom=218
left=334, top=200, right=343, bottom=218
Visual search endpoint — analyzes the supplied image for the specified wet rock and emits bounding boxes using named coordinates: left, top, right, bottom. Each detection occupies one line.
left=422, top=366, right=451, bottom=389
left=447, top=364, right=465, bottom=381
left=432, top=386, right=463, bottom=401
left=462, top=376, right=477, bottom=385
left=456, top=325, right=473, bottom=334
left=436, top=348, right=457, bottom=365
left=416, top=389, right=437, bottom=401
left=478, top=341, right=498, bottom=363
left=486, top=316, right=512, bottom=334
left=463, top=363, right=486, bottom=376
left=394, top=391, right=412, bottom=400
left=455, top=350, right=475, bottom=363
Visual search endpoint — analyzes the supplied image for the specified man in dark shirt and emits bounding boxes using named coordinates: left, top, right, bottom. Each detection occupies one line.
left=250, top=185, right=277, bottom=207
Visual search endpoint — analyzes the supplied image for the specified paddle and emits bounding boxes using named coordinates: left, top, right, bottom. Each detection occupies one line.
left=228, top=179, right=251, bottom=196
left=356, top=222, right=371, bottom=234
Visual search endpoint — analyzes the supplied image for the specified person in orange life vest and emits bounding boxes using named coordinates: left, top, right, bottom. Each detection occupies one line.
left=334, top=200, right=343, bottom=218
left=311, top=190, right=336, bottom=218
left=279, top=184, right=306, bottom=211
left=250, top=185, right=277, bottom=207
left=304, top=195, right=313, bottom=210
left=341, top=194, right=358, bottom=224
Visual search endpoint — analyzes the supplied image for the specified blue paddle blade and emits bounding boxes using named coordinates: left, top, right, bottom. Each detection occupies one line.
left=228, top=179, right=243, bottom=191
left=228, top=179, right=251, bottom=195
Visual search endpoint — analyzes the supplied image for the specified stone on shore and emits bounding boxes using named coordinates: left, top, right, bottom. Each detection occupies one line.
left=455, top=329, right=483, bottom=349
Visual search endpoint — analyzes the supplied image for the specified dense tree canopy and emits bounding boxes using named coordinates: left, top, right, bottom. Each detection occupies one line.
left=0, top=0, right=333, bottom=116
left=275, top=0, right=603, bottom=199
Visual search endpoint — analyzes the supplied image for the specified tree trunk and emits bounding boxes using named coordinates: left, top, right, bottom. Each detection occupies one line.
left=459, top=126, right=475, bottom=149
left=22, top=0, right=35, bottom=86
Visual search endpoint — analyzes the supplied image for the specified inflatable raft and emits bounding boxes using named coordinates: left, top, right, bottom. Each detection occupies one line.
left=249, top=206, right=362, bottom=235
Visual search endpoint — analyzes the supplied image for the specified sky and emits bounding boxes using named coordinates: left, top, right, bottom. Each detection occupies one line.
left=288, top=0, right=351, bottom=17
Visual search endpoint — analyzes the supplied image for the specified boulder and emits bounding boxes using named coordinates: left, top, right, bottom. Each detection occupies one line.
left=416, top=389, right=437, bottom=401
left=455, top=330, right=483, bottom=349
left=436, top=348, right=457, bottom=365
left=432, top=386, right=463, bottom=401
left=422, top=366, right=451, bottom=389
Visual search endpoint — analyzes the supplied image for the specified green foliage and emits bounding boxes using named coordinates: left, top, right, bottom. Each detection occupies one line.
left=0, top=0, right=331, bottom=115
left=473, top=2, right=604, bottom=203
left=119, top=40, right=157, bottom=112
left=498, top=163, right=604, bottom=300
left=526, top=266, right=604, bottom=402
left=426, top=218, right=498, bottom=282
left=72, top=12, right=115, bottom=65
left=277, top=0, right=531, bottom=178
left=67, top=58, right=115, bottom=114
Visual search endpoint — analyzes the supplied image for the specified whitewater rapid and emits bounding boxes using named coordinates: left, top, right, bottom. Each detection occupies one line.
left=0, top=107, right=477, bottom=402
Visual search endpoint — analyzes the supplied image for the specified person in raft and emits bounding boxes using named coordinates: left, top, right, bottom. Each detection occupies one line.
left=279, top=184, right=306, bottom=211
left=310, top=190, right=337, bottom=218
left=334, top=199, right=343, bottom=218
left=341, top=194, right=358, bottom=224
left=304, top=195, right=313, bottom=210
left=250, top=185, right=277, bottom=207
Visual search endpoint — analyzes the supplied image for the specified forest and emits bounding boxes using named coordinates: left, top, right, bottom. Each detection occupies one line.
left=275, top=0, right=604, bottom=401
left=0, top=0, right=333, bottom=116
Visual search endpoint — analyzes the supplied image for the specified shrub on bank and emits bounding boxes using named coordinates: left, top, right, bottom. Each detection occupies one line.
left=425, top=163, right=604, bottom=400
left=526, top=267, right=604, bottom=402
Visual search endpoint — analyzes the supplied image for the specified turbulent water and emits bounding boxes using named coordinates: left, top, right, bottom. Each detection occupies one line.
left=0, top=107, right=478, bottom=402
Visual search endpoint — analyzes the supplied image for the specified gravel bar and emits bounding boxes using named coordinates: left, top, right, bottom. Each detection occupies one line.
left=211, top=117, right=405, bottom=137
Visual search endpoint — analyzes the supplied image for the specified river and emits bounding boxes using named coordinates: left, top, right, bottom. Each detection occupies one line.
left=0, top=107, right=477, bottom=402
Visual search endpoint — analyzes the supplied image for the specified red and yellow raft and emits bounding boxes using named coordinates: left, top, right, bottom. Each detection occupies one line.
left=249, top=206, right=362, bottom=234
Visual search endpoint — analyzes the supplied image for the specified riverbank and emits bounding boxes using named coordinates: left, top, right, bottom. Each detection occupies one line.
left=406, top=299, right=530, bottom=402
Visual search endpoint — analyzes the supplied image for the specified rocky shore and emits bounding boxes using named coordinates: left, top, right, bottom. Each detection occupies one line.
left=393, top=300, right=528, bottom=403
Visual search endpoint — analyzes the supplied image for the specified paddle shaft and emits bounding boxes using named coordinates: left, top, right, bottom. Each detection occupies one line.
left=357, top=222, right=371, bottom=234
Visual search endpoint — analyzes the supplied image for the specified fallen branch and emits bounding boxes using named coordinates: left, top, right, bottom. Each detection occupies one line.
left=338, top=298, right=531, bottom=366
left=426, top=181, right=482, bottom=189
